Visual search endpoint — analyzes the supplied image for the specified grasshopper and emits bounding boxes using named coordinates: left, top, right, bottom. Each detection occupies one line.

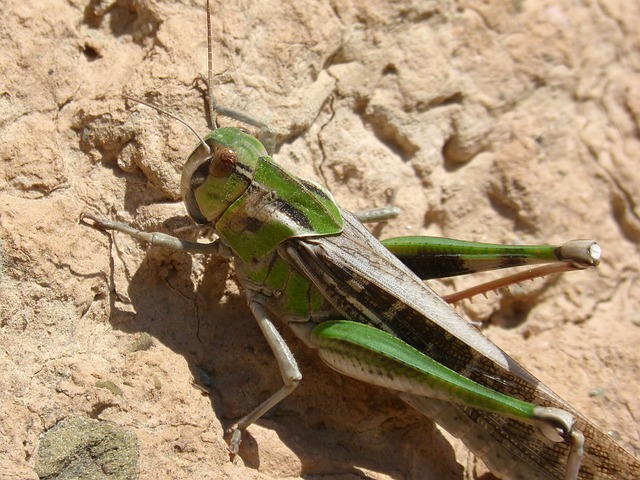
left=81, top=1, right=640, bottom=478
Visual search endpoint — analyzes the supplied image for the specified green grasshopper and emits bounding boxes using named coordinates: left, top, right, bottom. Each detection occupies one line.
left=82, top=2, right=640, bottom=478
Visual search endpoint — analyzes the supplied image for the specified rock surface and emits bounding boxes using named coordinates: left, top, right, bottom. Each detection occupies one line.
left=1, top=1, right=639, bottom=479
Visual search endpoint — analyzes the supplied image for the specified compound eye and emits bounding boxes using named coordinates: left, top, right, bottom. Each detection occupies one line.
left=209, top=147, right=237, bottom=177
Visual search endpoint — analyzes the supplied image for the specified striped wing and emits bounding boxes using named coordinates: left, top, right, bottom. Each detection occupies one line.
left=278, top=209, right=640, bottom=480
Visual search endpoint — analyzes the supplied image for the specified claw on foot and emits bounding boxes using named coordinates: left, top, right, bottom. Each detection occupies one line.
left=227, top=426, right=243, bottom=458
left=79, top=211, right=107, bottom=229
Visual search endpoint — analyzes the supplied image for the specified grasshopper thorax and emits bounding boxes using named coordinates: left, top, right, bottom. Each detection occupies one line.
left=181, top=127, right=269, bottom=225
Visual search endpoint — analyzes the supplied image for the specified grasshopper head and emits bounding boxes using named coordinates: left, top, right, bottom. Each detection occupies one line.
left=181, top=127, right=268, bottom=225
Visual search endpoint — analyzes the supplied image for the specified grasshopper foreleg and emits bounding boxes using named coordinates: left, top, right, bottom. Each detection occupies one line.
left=191, top=75, right=277, bottom=154
left=80, top=212, right=233, bottom=256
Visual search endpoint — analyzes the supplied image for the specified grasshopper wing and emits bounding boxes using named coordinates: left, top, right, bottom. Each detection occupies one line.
left=278, top=209, right=640, bottom=480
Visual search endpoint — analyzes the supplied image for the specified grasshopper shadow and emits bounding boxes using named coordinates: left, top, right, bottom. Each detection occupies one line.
left=109, top=240, right=463, bottom=479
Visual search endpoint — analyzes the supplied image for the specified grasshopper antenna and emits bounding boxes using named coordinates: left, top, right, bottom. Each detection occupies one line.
left=123, top=95, right=211, bottom=154
left=204, top=0, right=276, bottom=152
left=121, top=1, right=260, bottom=156
left=119, top=0, right=222, bottom=153
left=121, top=1, right=220, bottom=153
left=206, top=0, right=218, bottom=130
